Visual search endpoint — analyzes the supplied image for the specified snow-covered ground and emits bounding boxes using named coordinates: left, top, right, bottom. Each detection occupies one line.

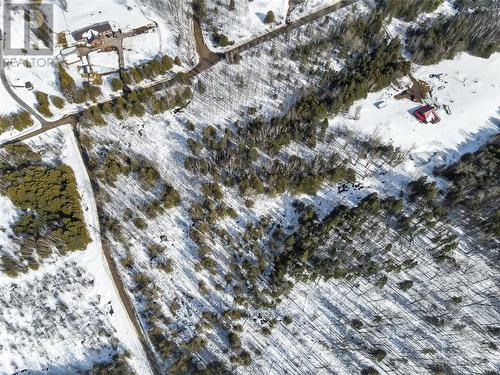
left=0, top=79, right=41, bottom=143
left=78, top=2, right=500, bottom=360
left=202, top=0, right=289, bottom=51
left=1, top=0, right=498, bottom=373
left=0, top=126, right=151, bottom=374
left=0, top=80, right=20, bottom=117
left=123, top=30, right=162, bottom=67
left=53, top=0, right=152, bottom=35
left=88, top=51, right=120, bottom=74
left=0, top=196, right=18, bottom=255
left=288, top=0, right=343, bottom=21
left=331, top=52, right=500, bottom=160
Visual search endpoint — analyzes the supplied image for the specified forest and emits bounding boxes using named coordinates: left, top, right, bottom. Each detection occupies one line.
left=406, top=9, right=499, bottom=64
left=0, top=144, right=90, bottom=276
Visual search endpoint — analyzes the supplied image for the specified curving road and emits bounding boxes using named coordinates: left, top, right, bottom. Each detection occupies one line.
left=0, top=1, right=357, bottom=373
left=1, top=0, right=356, bottom=146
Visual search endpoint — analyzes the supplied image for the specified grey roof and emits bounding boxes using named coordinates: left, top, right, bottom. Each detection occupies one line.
left=72, top=22, right=112, bottom=41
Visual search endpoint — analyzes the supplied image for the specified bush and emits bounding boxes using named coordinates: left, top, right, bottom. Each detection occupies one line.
left=35, top=91, right=49, bottom=106
left=37, top=104, right=53, bottom=117
left=50, top=95, right=65, bottom=109
left=264, top=10, right=275, bottom=24
left=57, top=63, right=76, bottom=93
left=213, top=30, right=233, bottom=47
left=163, top=183, right=181, bottom=208
left=161, top=55, right=174, bottom=71
left=371, top=348, right=387, bottom=362
left=228, top=331, right=241, bottom=349
left=398, top=280, right=414, bottom=291
left=361, top=367, right=380, bottom=375
left=111, top=77, right=124, bottom=91
left=133, top=217, right=147, bottom=229
left=0, top=111, right=34, bottom=134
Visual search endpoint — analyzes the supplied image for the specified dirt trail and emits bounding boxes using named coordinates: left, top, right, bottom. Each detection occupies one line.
left=0, top=2, right=358, bottom=371
left=72, top=126, right=163, bottom=374
left=227, top=0, right=356, bottom=58
left=1, top=0, right=356, bottom=146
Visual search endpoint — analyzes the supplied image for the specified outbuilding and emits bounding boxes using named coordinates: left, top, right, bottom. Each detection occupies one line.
left=414, top=104, right=440, bottom=124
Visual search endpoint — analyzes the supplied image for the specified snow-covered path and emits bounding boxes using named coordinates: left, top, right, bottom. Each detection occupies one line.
left=56, top=124, right=153, bottom=374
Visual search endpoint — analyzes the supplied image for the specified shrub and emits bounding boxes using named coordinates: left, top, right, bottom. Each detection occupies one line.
left=264, top=10, right=275, bottom=24
left=111, top=77, right=124, bottom=91
left=50, top=95, right=65, bottom=109
left=213, top=30, right=233, bottom=47
left=161, top=55, right=174, bottom=71
left=228, top=331, right=241, bottom=349
left=398, top=280, right=414, bottom=291
left=37, top=104, right=53, bottom=117
left=163, top=183, right=181, bottom=208
left=57, top=63, right=76, bottom=93
left=133, top=217, right=147, bottom=229
left=371, top=348, right=387, bottom=362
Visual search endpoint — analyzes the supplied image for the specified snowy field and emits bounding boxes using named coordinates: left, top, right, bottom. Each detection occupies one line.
left=123, top=30, right=162, bottom=68
left=331, top=53, right=500, bottom=161
left=0, top=68, right=23, bottom=116
left=202, top=0, right=289, bottom=51
left=0, top=126, right=151, bottom=374
left=288, top=0, right=343, bottom=21
left=52, top=0, right=152, bottom=35
left=88, top=51, right=120, bottom=74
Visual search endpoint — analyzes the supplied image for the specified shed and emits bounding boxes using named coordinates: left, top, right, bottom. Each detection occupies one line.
left=414, top=105, right=440, bottom=124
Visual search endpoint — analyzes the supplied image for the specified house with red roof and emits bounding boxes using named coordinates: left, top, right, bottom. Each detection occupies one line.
left=414, top=104, right=440, bottom=124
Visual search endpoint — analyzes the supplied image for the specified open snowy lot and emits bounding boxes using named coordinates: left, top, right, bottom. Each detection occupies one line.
left=88, top=51, right=120, bottom=74
left=123, top=30, right=162, bottom=68
left=331, top=52, right=500, bottom=161
left=52, top=0, right=152, bottom=35
left=0, top=82, right=20, bottom=117
left=202, top=0, right=289, bottom=51
left=288, top=0, right=343, bottom=21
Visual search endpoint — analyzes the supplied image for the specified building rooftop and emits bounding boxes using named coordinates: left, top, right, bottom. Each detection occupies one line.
left=72, top=22, right=113, bottom=42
